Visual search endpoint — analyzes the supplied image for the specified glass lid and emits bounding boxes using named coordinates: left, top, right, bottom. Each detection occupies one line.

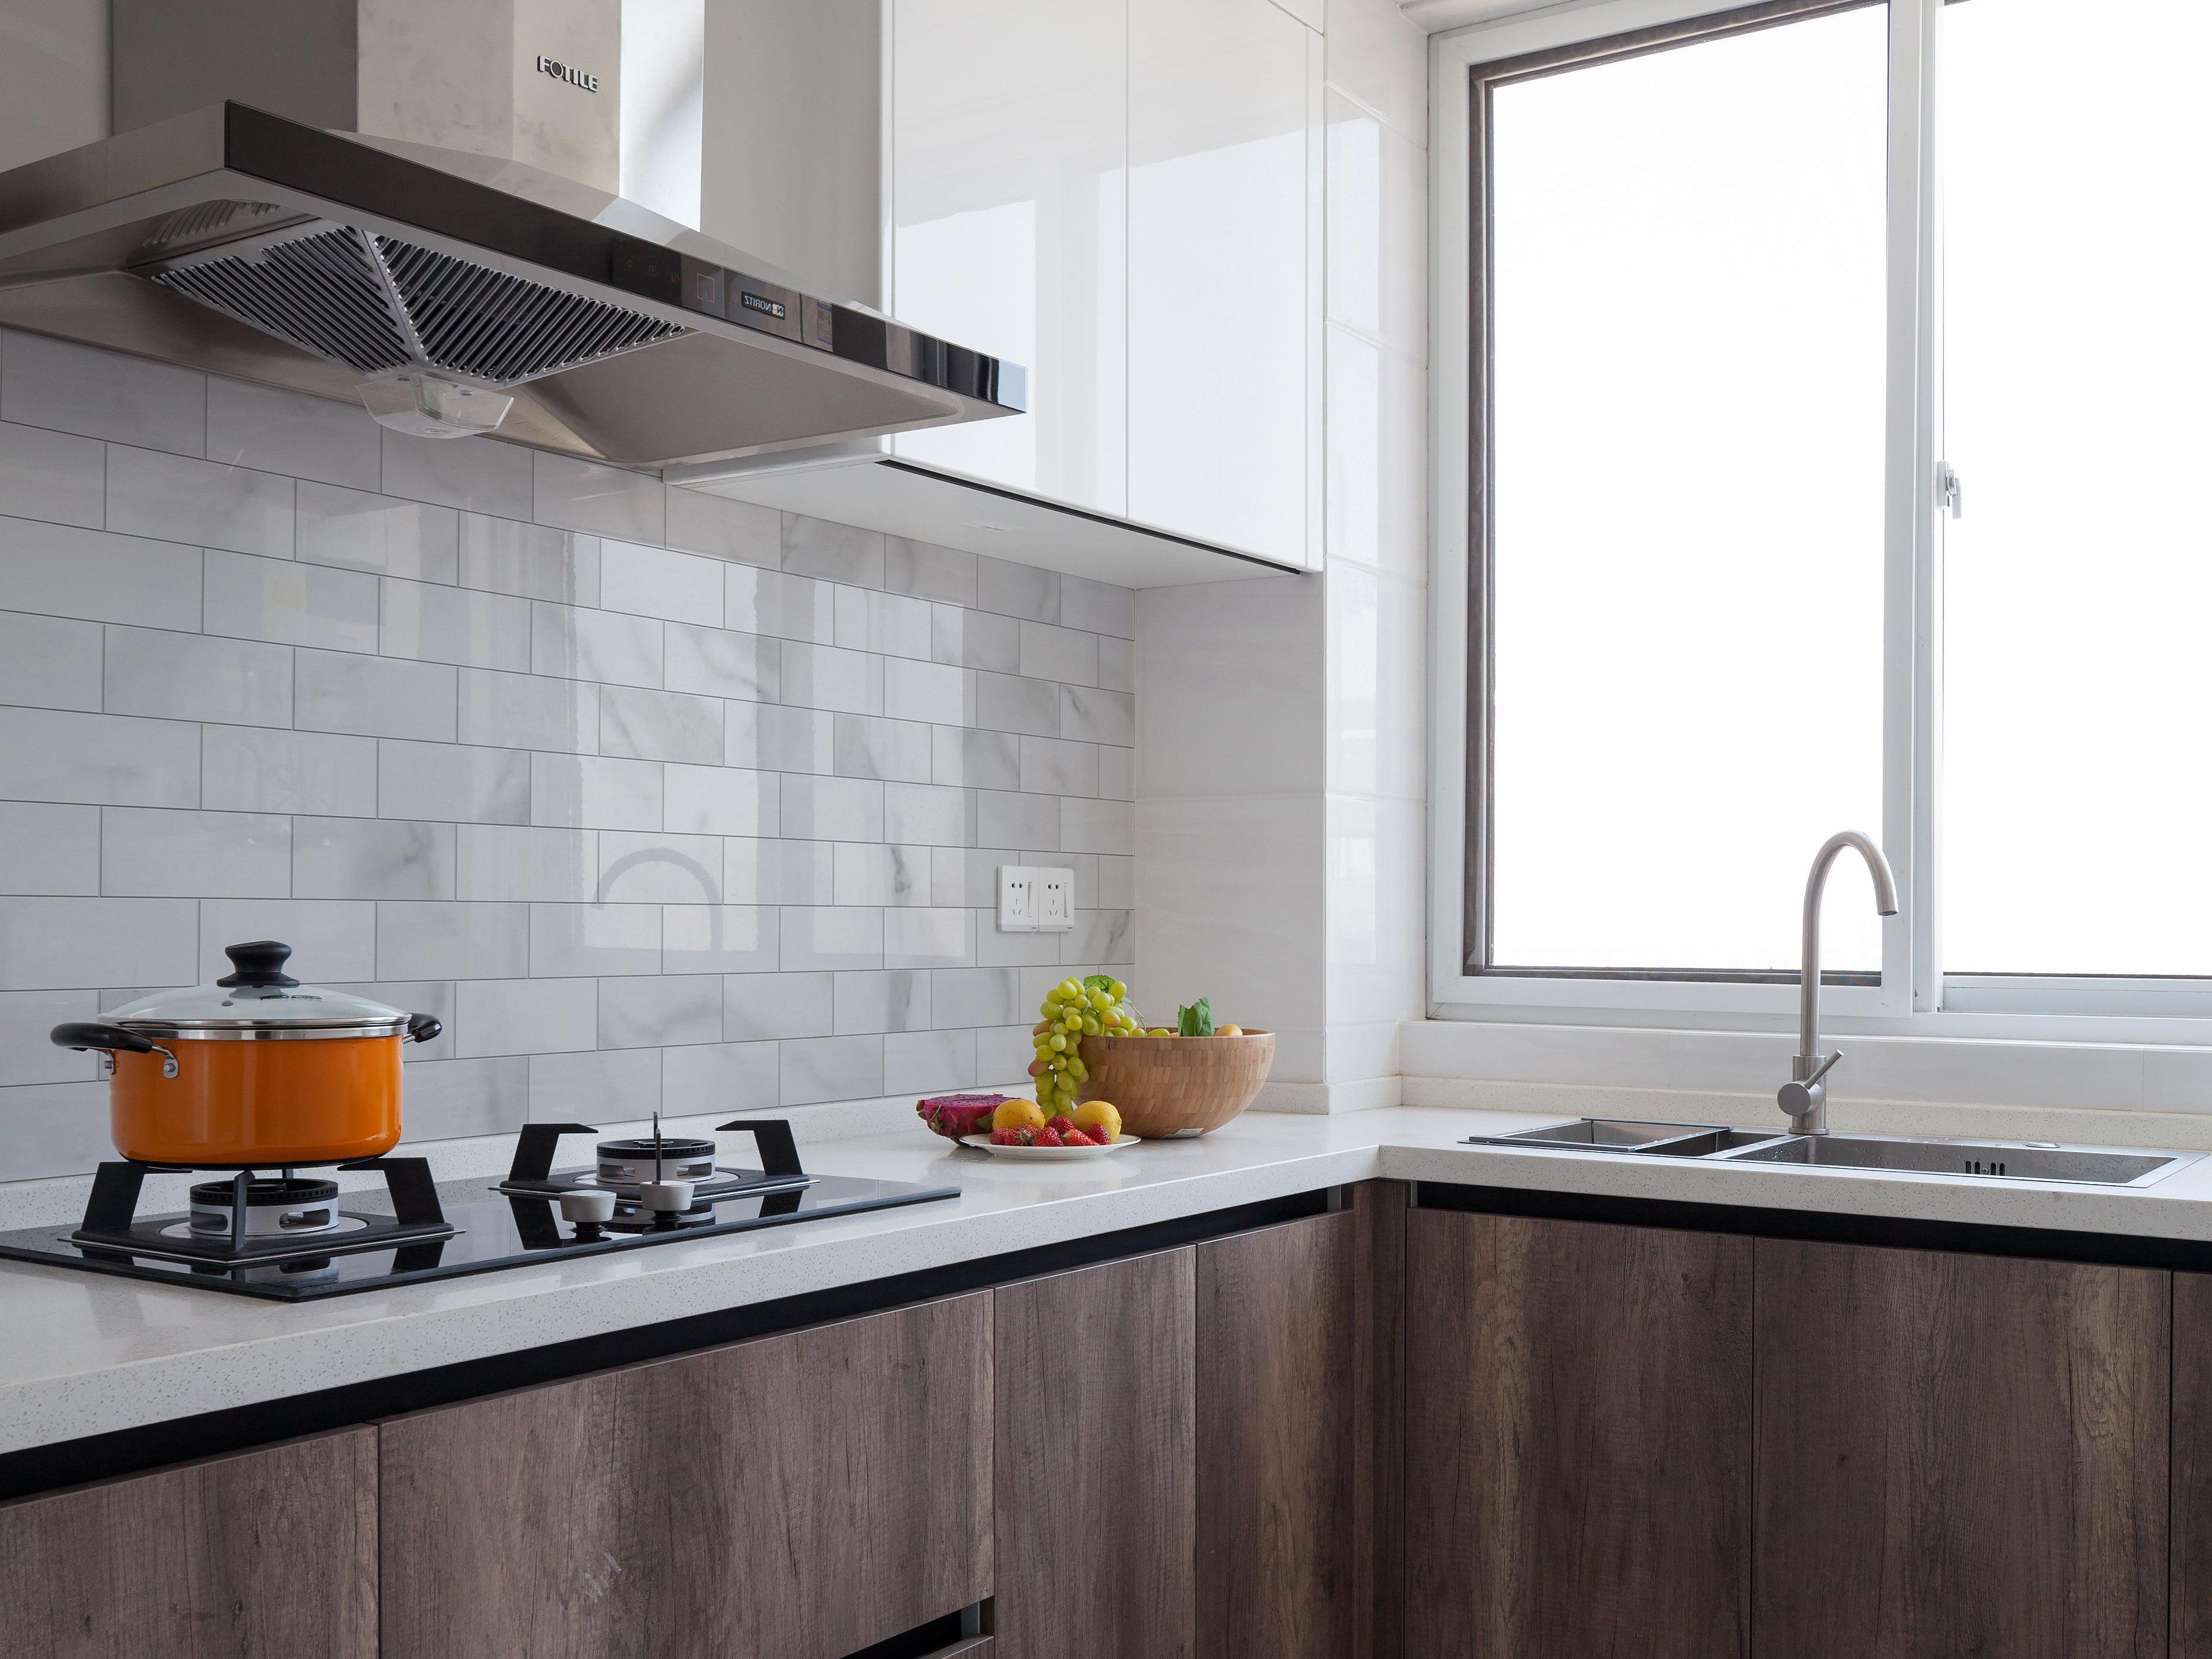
left=105, top=942, right=408, bottom=1029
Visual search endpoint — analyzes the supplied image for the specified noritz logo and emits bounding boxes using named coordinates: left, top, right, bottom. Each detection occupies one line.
left=740, top=292, right=788, bottom=320
left=535, top=54, right=600, bottom=92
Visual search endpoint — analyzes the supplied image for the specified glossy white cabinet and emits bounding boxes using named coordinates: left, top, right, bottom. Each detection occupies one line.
left=889, top=0, right=1320, bottom=570
left=890, top=0, right=1129, bottom=516
left=1128, top=0, right=1320, bottom=568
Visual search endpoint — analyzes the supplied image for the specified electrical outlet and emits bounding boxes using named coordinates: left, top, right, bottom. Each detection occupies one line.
left=1037, top=867, right=1075, bottom=932
left=996, top=864, right=1037, bottom=932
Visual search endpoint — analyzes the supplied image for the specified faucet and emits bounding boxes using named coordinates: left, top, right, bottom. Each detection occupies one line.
left=1779, top=830, right=1899, bottom=1136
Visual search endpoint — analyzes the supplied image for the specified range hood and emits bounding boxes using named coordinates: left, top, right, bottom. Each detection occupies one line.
left=0, top=1, right=1022, bottom=469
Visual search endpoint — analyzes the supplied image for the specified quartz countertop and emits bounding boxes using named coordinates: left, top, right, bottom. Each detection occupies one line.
left=10, top=1103, right=2212, bottom=1458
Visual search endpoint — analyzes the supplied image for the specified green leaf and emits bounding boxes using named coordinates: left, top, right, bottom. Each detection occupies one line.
left=1081, top=974, right=1115, bottom=994
left=1176, top=997, right=1214, bottom=1037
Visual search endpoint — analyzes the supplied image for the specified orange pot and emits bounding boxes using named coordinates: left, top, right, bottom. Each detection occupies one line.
left=51, top=941, right=440, bottom=1167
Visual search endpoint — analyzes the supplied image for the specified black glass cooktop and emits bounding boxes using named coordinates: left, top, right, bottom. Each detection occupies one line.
left=0, top=1166, right=959, bottom=1302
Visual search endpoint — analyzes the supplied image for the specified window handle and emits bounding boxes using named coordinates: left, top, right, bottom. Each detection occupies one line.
left=1939, top=462, right=1963, bottom=519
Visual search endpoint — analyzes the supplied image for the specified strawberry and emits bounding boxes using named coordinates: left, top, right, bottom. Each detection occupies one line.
left=990, top=1127, right=1017, bottom=1145
left=1087, top=1127, right=1114, bottom=1146
left=1046, top=1115, right=1077, bottom=1136
left=1035, top=1127, right=1065, bottom=1147
left=1016, top=1127, right=1037, bottom=1146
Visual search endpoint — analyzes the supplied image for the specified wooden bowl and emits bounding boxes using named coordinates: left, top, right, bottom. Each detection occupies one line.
left=1074, top=1030, right=1276, bottom=1138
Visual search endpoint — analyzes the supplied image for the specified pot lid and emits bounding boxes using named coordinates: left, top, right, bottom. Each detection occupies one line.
left=105, top=942, right=408, bottom=1030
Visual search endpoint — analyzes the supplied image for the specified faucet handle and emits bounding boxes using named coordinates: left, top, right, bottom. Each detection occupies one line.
left=1778, top=1049, right=1842, bottom=1127
left=1803, top=1048, right=1842, bottom=1088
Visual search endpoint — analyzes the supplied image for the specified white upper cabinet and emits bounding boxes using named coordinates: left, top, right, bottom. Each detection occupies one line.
left=889, top=0, right=1320, bottom=568
left=1128, top=0, right=1320, bottom=568
left=890, top=0, right=1129, bottom=517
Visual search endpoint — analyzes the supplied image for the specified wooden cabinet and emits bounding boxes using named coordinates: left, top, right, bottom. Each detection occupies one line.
left=1403, top=1209, right=1755, bottom=1659
left=2174, top=1272, right=2212, bottom=1655
left=994, top=1247, right=1197, bottom=1659
left=0, top=1427, right=377, bottom=1659
left=1754, top=1240, right=2167, bottom=1659
left=379, top=1293, right=993, bottom=1659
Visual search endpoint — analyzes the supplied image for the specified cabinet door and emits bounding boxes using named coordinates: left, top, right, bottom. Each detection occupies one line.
left=1128, top=0, right=1319, bottom=565
left=892, top=0, right=1128, bottom=514
left=0, top=1427, right=378, bottom=1659
left=1754, top=1241, right=2167, bottom=1659
left=994, top=1247, right=1196, bottom=1659
left=1404, top=1210, right=1754, bottom=1659
left=2175, top=1272, right=2212, bottom=1655
left=1195, top=1209, right=1363, bottom=1659
left=379, top=1293, right=993, bottom=1659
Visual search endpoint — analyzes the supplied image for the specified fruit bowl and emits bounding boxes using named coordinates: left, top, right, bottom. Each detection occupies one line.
left=958, top=1133, right=1140, bottom=1162
left=1074, top=1030, right=1275, bottom=1138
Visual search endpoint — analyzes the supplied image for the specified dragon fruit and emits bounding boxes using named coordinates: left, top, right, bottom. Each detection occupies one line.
left=916, top=1092, right=1011, bottom=1140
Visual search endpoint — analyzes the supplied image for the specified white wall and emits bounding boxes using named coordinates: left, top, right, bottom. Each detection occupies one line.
left=0, top=0, right=108, bottom=173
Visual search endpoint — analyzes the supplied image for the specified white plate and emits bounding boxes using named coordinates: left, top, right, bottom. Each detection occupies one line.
left=958, top=1133, right=1140, bottom=1160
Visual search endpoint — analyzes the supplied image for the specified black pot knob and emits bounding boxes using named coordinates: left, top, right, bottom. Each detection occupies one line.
left=217, top=940, right=300, bottom=988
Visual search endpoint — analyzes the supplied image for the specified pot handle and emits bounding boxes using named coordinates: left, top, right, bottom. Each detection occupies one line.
left=51, top=1023, right=178, bottom=1079
left=406, top=1013, right=444, bottom=1045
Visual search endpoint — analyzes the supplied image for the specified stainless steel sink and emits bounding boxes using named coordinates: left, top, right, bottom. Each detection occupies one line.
left=1459, top=1118, right=2201, bottom=1188
left=1716, top=1133, right=2201, bottom=1188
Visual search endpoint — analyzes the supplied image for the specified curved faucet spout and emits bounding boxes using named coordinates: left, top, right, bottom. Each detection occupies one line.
left=1785, top=830, right=1899, bottom=1134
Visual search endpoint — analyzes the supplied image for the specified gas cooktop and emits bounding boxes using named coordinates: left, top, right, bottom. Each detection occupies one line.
left=0, top=1120, right=958, bottom=1301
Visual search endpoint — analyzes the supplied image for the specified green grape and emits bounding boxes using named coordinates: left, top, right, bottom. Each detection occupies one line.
left=1048, top=1033, right=1066, bottom=1052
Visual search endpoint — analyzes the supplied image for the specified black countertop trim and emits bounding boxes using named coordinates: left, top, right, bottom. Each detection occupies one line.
left=0, top=1187, right=1334, bottom=1504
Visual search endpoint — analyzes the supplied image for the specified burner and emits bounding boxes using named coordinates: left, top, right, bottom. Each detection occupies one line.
left=187, top=1176, right=343, bottom=1238
left=594, top=1136, right=718, bottom=1191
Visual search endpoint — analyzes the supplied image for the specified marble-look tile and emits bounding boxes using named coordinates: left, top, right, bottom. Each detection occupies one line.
left=726, top=838, right=833, bottom=906
left=400, top=1056, right=529, bottom=1140
left=0, top=421, right=103, bottom=529
left=206, top=378, right=381, bottom=491
left=780, top=1033, right=883, bottom=1105
left=456, top=975, right=598, bottom=1057
left=103, top=626, right=291, bottom=726
left=662, top=1039, right=779, bottom=1112
left=779, top=640, right=878, bottom=715
left=883, top=656, right=970, bottom=727
left=0, top=519, right=201, bottom=629
left=600, top=972, right=723, bottom=1047
left=976, top=554, right=1059, bottom=623
left=530, top=752, right=662, bottom=831
left=931, top=604, right=1022, bottom=674
left=294, top=648, right=457, bottom=741
left=832, top=713, right=933, bottom=783
left=203, top=726, right=377, bottom=817
left=883, top=1027, right=975, bottom=1094
left=664, top=486, right=779, bottom=567
left=665, top=763, right=777, bottom=837
left=458, top=667, right=596, bottom=753
left=1060, top=574, right=1136, bottom=640
left=1058, top=684, right=1135, bottom=747
left=0, top=1080, right=118, bottom=1177
left=374, top=900, right=529, bottom=981
left=528, top=1046, right=662, bottom=1120
left=929, top=966, right=1022, bottom=1029
left=378, top=739, right=529, bottom=824
left=724, top=971, right=833, bottom=1040
left=531, top=601, right=664, bottom=687
left=382, top=429, right=533, bottom=519
left=974, top=672, right=1059, bottom=738
left=0, top=896, right=199, bottom=991
left=382, top=577, right=532, bottom=672
left=600, top=684, right=722, bottom=765
left=662, top=905, right=778, bottom=974
left=0, top=803, right=100, bottom=895
left=534, top=453, right=664, bottom=542
left=1099, top=854, right=1134, bottom=909
left=204, top=550, right=379, bottom=652
left=781, top=774, right=884, bottom=842
left=977, top=790, right=1058, bottom=851
left=597, top=831, right=726, bottom=905
left=107, top=446, right=293, bottom=557
left=293, top=815, right=455, bottom=900
left=1062, top=908, right=1134, bottom=967
left=1019, top=621, right=1098, bottom=686
left=884, top=538, right=977, bottom=607
left=665, top=622, right=776, bottom=702
left=1097, top=746, right=1134, bottom=801
left=1097, top=635, right=1134, bottom=693
left=529, top=902, right=662, bottom=975
left=981, top=933, right=1061, bottom=981
left=830, top=842, right=921, bottom=907
left=600, top=538, right=724, bottom=623
left=726, top=565, right=834, bottom=643
left=862, top=589, right=934, bottom=660
left=454, top=824, right=598, bottom=902
left=0, top=611, right=100, bottom=711
left=1020, top=736, right=1098, bottom=798
left=102, top=806, right=289, bottom=898
left=1061, top=796, right=1134, bottom=856
left=0, top=706, right=197, bottom=807
left=0, top=989, right=103, bottom=1084
left=726, top=701, right=832, bottom=773
left=929, top=847, right=1016, bottom=910
left=297, top=483, right=460, bottom=583
left=832, top=969, right=928, bottom=1035
left=1, top=331, right=204, bottom=456
left=458, top=515, right=595, bottom=603
left=782, top=513, right=884, bottom=587
left=884, top=782, right=975, bottom=848
left=931, top=726, right=1019, bottom=792
left=334, top=977, right=454, bottom=1058
left=779, top=906, right=883, bottom=971
left=884, top=908, right=974, bottom=970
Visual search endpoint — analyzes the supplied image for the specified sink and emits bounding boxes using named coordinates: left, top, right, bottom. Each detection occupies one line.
left=1460, top=1119, right=1774, bottom=1156
left=1717, top=1133, right=2201, bottom=1188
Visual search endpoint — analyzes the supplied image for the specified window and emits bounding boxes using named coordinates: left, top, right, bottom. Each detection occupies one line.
left=1436, top=0, right=2212, bottom=1029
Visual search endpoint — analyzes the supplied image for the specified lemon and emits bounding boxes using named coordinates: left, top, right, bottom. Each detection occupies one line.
left=1074, top=1100, right=1123, bottom=1141
left=993, top=1098, right=1046, bottom=1133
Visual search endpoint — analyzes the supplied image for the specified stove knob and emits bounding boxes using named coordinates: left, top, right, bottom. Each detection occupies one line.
left=558, top=1189, right=617, bottom=1228
left=640, top=1179, right=697, bottom=1215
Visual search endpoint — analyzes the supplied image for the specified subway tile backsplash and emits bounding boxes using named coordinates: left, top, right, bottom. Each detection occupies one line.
left=0, top=330, right=1134, bottom=1180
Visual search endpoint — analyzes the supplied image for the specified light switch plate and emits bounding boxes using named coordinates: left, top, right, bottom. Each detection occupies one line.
left=996, top=864, right=1037, bottom=932
left=1036, top=867, right=1075, bottom=932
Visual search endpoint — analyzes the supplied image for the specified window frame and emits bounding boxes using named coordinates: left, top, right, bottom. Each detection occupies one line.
left=1429, top=0, right=2212, bottom=1040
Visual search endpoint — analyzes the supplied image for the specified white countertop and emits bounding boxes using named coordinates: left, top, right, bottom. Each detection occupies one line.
left=10, top=1102, right=2212, bottom=1458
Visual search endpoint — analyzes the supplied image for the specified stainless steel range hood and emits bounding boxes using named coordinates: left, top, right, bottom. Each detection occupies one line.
left=0, top=99, right=1022, bottom=467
